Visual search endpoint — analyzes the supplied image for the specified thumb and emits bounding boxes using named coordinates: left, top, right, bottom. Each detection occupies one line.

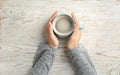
left=48, top=22, right=54, bottom=35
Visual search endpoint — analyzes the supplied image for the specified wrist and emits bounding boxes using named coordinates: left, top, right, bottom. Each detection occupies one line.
left=67, top=44, right=79, bottom=50
left=67, top=45, right=74, bottom=50
left=48, top=43, right=58, bottom=49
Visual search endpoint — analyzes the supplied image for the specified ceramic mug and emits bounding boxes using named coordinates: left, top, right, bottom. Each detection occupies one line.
left=52, top=14, right=74, bottom=38
left=52, top=14, right=84, bottom=38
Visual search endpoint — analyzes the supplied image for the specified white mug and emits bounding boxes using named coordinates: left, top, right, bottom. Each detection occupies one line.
left=52, top=14, right=75, bottom=38
left=52, top=14, right=84, bottom=38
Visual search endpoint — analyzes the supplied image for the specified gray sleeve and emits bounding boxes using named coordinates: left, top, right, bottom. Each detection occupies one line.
left=29, top=42, right=56, bottom=75
left=66, top=43, right=97, bottom=75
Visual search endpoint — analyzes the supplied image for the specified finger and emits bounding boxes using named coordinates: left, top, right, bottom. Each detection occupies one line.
left=71, top=12, right=79, bottom=29
left=78, top=30, right=82, bottom=39
left=47, top=11, right=58, bottom=35
left=70, top=28, right=78, bottom=38
left=47, top=22, right=53, bottom=34
left=71, top=12, right=79, bottom=25
left=46, top=22, right=51, bottom=31
left=73, top=24, right=79, bottom=33
left=49, top=11, right=58, bottom=22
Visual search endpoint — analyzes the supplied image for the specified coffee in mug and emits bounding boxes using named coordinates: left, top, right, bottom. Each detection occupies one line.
left=52, top=14, right=75, bottom=38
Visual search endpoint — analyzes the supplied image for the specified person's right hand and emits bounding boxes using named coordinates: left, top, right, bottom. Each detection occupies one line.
left=67, top=12, right=82, bottom=50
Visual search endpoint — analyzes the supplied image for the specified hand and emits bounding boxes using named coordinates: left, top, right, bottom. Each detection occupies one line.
left=46, top=11, right=59, bottom=49
left=67, top=12, right=82, bottom=50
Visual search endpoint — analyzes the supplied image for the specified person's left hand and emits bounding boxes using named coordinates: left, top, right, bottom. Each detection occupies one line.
left=67, top=12, right=82, bottom=50
left=46, top=11, right=59, bottom=49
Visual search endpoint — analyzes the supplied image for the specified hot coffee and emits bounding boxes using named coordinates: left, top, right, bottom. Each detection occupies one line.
left=52, top=14, right=74, bottom=38
left=55, top=17, right=74, bottom=34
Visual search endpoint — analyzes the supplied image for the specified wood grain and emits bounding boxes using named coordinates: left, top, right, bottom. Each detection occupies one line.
left=0, top=0, right=120, bottom=75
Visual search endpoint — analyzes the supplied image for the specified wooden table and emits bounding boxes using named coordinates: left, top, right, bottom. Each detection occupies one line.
left=0, top=0, right=120, bottom=75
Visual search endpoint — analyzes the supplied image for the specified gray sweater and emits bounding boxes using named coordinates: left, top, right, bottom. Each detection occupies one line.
left=29, top=42, right=97, bottom=75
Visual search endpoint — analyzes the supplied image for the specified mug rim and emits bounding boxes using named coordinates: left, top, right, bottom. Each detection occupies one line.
left=52, top=14, right=75, bottom=37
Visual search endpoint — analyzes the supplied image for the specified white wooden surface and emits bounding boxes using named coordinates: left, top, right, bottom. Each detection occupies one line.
left=0, top=0, right=120, bottom=75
